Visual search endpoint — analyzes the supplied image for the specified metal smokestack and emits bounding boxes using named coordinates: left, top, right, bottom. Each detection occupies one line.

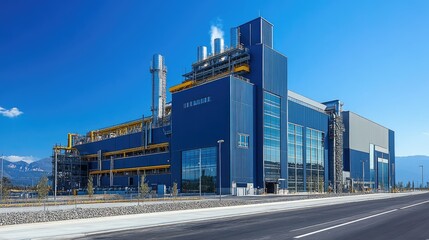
left=230, top=27, right=240, bottom=48
left=150, top=54, right=167, bottom=126
left=214, top=38, right=224, bottom=55
left=197, top=46, right=207, bottom=62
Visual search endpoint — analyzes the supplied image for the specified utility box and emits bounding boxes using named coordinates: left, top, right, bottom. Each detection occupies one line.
left=157, top=184, right=166, bottom=196
left=232, top=182, right=254, bottom=196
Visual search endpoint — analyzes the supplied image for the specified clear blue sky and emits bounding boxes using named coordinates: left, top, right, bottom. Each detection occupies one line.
left=1, top=0, right=428, bottom=161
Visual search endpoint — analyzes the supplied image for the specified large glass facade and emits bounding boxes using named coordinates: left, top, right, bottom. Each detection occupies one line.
left=306, top=128, right=325, bottom=192
left=263, top=91, right=281, bottom=182
left=181, top=147, right=217, bottom=194
left=288, top=123, right=304, bottom=192
left=377, top=158, right=389, bottom=190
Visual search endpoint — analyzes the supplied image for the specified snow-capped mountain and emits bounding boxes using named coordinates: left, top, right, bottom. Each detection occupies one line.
left=1, top=157, right=52, bottom=186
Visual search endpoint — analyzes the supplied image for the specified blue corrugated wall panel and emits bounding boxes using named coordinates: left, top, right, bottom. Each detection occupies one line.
left=348, top=148, right=370, bottom=181
left=342, top=112, right=350, bottom=149
left=263, top=45, right=288, bottom=184
left=115, top=153, right=169, bottom=169
left=389, top=130, right=395, bottom=185
left=99, top=174, right=171, bottom=188
left=241, top=42, right=289, bottom=189
left=74, top=128, right=169, bottom=155
left=171, top=77, right=232, bottom=192
left=262, top=20, right=273, bottom=48
left=90, top=153, right=169, bottom=171
left=239, top=17, right=273, bottom=48
left=230, top=77, right=255, bottom=184
left=243, top=44, right=264, bottom=188
left=343, top=148, right=350, bottom=171
left=88, top=162, right=97, bottom=171
left=347, top=148, right=391, bottom=188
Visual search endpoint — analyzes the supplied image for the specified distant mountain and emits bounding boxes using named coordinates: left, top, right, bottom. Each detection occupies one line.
left=1, top=157, right=52, bottom=186
left=396, top=155, right=429, bottom=187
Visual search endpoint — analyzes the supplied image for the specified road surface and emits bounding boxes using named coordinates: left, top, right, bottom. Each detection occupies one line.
left=84, top=192, right=429, bottom=240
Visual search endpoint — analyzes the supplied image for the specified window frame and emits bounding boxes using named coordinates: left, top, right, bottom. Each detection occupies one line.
left=237, top=133, right=249, bottom=149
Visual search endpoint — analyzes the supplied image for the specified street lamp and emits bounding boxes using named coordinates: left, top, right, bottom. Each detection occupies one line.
left=54, top=149, right=58, bottom=201
left=217, top=139, right=224, bottom=201
left=419, top=165, right=424, bottom=190
left=1, top=155, right=3, bottom=201
left=361, top=160, right=365, bottom=192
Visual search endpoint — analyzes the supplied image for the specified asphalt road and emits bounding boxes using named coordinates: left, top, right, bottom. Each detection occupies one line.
left=84, top=192, right=429, bottom=240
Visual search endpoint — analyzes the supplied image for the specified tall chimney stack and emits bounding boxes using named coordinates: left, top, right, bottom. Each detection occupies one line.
left=150, top=54, right=167, bottom=126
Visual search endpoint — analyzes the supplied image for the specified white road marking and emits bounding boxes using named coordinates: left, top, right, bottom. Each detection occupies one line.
left=290, top=217, right=351, bottom=232
left=400, top=200, right=429, bottom=210
left=294, top=209, right=398, bottom=239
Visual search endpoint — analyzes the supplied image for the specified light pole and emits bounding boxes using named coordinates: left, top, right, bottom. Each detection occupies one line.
left=361, top=160, right=365, bottom=192
left=199, top=148, right=202, bottom=197
left=54, top=149, right=58, bottom=201
left=217, top=140, right=224, bottom=201
left=419, top=165, right=423, bottom=190
left=1, top=155, right=3, bottom=201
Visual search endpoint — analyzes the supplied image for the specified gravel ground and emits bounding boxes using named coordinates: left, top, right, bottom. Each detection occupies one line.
left=0, top=193, right=360, bottom=226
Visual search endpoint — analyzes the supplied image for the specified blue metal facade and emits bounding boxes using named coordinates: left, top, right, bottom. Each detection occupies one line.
left=171, top=76, right=254, bottom=194
left=240, top=18, right=288, bottom=190
left=389, top=130, right=396, bottom=185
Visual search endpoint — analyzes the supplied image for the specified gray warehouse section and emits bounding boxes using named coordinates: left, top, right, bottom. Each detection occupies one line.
left=343, top=111, right=395, bottom=191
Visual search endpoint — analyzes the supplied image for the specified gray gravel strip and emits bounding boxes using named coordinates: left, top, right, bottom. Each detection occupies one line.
left=0, top=193, right=366, bottom=226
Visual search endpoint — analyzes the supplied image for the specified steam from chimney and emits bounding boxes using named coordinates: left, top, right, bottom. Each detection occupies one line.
left=210, top=21, right=224, bottom=55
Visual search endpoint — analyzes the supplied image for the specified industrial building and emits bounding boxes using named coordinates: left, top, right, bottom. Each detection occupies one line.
left=52, top=17, right=395, bottom=195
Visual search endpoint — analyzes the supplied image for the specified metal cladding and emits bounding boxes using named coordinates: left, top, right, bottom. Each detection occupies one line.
left=230, top=27, right=240, bottom=48
left=197, top=46, right=207, bottom=62
left=152, top=54, right=163, bottom=70
left=214, top=38, right=224, bottom=54
left=150, top=54, right=167, bottom=126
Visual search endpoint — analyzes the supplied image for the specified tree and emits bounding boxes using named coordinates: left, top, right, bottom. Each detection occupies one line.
left=1, top=177, right=12, bottom=201
left=406, top=181, right=411, bottom=190
left=36, top=176, right=50, bottom=199
left=140, top=173, right=150, bottom=198
left=172, top=182, right=178, bottom=197
left=318, top=178, right=324, bottom=193
left=87, top=176, right=94, bottom=198
left=398, top=182, right=404, bottom=190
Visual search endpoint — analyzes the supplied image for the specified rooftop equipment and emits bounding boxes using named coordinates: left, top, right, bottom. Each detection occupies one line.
left=197, top=46, right=208, bottom=62
left=214, top=38, right=224, bottom=54
left=230, top=27, right=240, bottom=49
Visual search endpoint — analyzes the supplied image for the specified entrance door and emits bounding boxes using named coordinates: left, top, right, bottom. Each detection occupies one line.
left=266, top=182, right=276, bottom=194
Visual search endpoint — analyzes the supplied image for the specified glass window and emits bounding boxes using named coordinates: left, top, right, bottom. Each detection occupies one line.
left=264, top=91, right=281, bottom=182
left=181, top=147, right=217, bottom=194
left=238, top=133, right=249, bottom=148
left=288, top=122, right=304, bottom=192
left=305, top=128, right=325, bottom=192
left=377, top=157, right=389, bottom=190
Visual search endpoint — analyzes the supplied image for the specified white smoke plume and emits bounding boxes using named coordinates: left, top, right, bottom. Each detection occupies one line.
left=210, top=20, right=224, bottom=55
left=0, top=106, right=23, bottom=118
